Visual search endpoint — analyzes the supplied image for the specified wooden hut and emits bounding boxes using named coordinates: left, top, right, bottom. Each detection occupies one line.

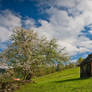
left=80, top=53, right=92, bottom=78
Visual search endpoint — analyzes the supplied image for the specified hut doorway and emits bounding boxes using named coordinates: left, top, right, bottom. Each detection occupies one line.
left=90, top=62, right=92, bottom=75
left=86, top=63, right=91, bottom=77
left=80, top=63, right=91, bottom=78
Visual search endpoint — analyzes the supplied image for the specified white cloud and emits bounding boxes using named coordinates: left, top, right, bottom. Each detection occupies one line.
left=24, top=17, right=36, bottom=29
left=55, top=0, right=78, bottom=8
left=0, top=10, right=38, bottom=51
left=89, top=30, right=92, bottom=34
left=0, top=27, right=10, bottom=42
left=1, top=0, right=92, bottom=58
left=0, top=10, right=21, bottom=42
left=33, top=0, right=92, bottom=56
left=0, top=10, right=37, bottom=42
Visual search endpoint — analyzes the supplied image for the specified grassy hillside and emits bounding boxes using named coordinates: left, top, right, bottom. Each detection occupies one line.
left=16, top=67, right=92, bottom=92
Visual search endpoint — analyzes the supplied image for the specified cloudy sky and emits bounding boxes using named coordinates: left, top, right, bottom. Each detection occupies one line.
left=0, top=0, right=92, bottom=61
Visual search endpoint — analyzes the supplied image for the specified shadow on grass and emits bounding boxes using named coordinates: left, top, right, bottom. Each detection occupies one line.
left=54, top=77, right=88, bottom=83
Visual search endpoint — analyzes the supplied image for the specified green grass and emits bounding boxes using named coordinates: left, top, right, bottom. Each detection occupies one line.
left=16, top=67, right=92, bottom=92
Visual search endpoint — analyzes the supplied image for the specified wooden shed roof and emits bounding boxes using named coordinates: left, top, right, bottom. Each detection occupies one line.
left=80, top=53, right=92, bottom=65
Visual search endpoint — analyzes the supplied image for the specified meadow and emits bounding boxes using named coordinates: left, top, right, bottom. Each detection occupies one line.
left=16, top=67, right=92, bottom=92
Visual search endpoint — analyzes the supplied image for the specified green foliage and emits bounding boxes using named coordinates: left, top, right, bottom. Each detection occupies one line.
left=0, top=69, right=14, bottom=83
left=33, top=65, right=58, bottom=76
left=0, top=27, right=69, bottom=81
left=77, top=57, right=84, bottom=64
left=56, top=63, right=64, bottom=71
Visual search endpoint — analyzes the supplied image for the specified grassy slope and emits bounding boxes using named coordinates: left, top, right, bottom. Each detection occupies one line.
left=16, top=67, right=92, bottom=92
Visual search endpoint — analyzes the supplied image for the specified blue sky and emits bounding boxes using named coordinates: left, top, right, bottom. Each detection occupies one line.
left=0, top=0, right=49, bottom=21
left=0, top=0, right=92, bottom=61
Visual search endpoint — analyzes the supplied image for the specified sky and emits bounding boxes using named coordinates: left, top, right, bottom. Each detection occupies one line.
left=0, top=0, right=92, bottom=61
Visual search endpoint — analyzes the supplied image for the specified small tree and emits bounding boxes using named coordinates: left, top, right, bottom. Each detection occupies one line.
left=77, top=57, right=84, bottom=65
left=1, top=27, right=70, bottom=80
